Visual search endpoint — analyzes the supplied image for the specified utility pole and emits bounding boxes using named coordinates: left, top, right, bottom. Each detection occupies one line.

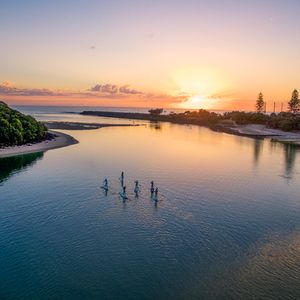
left=273, top=101, right=276, bottom=114
left=264, top=102, right=267, bottom=113
left=281, top=102, right=283, bottom=113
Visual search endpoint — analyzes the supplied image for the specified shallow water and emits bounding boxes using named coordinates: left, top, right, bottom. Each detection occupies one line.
left=1, top=113, right=300, bottom=299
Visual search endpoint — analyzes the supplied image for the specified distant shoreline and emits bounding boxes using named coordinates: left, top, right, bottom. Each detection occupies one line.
left=0, top=130, right=78, bottom=158
left=80, top=111, right=300, bottom=145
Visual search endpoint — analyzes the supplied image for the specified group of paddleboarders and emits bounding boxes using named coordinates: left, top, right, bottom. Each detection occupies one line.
left=101, top=172, right=159, bottom=201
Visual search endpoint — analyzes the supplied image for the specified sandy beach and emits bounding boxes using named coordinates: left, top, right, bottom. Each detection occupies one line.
left=0, top=130, right=78, bottom=158
left=217, top=124, right=300, bottom=145
left=44, top=121, right=141, bottom=130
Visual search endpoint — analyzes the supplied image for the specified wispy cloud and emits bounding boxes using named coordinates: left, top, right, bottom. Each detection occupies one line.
left=0, top=81, right=187, bottom=106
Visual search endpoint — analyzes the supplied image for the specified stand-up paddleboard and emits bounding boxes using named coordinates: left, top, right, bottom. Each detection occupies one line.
left=152, top=187, right=159, bottom=202
left=119, top=186, right=128, bottom=200
left=119, top=192, right=128, bottom=199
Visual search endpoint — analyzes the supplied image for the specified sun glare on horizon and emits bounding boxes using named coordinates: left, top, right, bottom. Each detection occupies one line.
left=180, top=95, right=219, bottom=110
left=172, top=66, right=230, bottom=110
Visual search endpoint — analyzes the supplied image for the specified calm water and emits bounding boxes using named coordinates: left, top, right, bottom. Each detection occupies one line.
left=1, top=111, right=300, bottom=299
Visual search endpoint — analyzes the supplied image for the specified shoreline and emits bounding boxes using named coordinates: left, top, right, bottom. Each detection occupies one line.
left=44, top=121, right=141, bottom=130
left=0, top=130, right=78, bottom=158
left=80, top=111, right=300, bottom=145
left=212, top=124, right=300, bottom=145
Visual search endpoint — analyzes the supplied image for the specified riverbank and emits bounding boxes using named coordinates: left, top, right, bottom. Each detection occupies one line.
left=0, top=130, right=78, bottom=158
left=80, top=110, right=300, bottom=145
left=212, top=124, right=300, bottom=145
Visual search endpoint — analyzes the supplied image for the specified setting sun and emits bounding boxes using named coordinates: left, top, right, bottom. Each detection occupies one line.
left=171, top=66, right=231, bottom=109
left=179, top=95, right=217, bottom=110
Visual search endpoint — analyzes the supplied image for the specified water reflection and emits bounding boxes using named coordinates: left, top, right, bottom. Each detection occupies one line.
left=253, top=139, right=263, bottom=165
left=0, top=152, right=44, bottom=183
left=283, top=143, right=298, bottom=177
left=149, top=121, right=162, bottom=130
left=269, top=141, right=300, bottom=179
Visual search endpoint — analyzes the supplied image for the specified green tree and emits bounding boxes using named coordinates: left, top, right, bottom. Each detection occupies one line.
left=256, top=92, right=265, bottom=113
left=288, top=89, right=300, bottom=114
left=0, top=101, right=47, bottom=147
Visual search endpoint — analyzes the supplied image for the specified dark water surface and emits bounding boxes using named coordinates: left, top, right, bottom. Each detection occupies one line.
left=1, top=113, right=300, bottom=299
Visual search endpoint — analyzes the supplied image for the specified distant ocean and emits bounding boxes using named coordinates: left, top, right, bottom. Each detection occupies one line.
left=13, top=105, right=229, bottom=116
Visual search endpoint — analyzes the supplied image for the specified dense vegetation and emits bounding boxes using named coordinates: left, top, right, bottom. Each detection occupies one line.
left=267, top=113, right=300, bottom=131
left=0, top=101, right=47, bottom=147
left=169, top=109, right=220, bottom=125
left=169, top=110, right=300, bottom=131
left=221, top=111, right=300, bottom=131
left=222, top=111, right=268, bottom=125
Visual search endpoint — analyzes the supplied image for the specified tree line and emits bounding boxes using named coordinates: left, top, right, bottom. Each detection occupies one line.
left=256, top=89, right=299, bottom=114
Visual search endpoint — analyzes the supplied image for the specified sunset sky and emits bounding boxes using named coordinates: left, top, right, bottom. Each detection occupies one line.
left=0, top=0, right=299, bottom=110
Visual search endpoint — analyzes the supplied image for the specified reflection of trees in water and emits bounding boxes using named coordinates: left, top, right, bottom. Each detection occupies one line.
left=269, top=141, right=300, bottom=178
left=0, top=152, right=44, bottom=183
left=253, top=139, right=263, bottom=165
left=283, top=143, right=298, bottom=177
left=149, top=121, right=162, bottom=130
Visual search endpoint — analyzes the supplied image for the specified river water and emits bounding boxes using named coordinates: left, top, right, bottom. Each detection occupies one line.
left=1, top=109, right=300, bottom=299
